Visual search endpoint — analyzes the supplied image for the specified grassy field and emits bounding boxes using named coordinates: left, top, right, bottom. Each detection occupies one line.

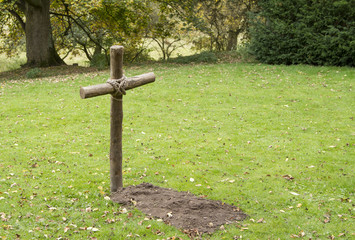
left=0, top=62, right=354, bottom=239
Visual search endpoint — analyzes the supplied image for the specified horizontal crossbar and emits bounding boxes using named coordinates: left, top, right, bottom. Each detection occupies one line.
left=80, top=72, right=155, bottom=99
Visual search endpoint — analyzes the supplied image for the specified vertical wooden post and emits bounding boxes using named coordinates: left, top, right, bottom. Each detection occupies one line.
left=110, top=46, right=124, bottom=192
left=80, top=45, right=155, bottom=193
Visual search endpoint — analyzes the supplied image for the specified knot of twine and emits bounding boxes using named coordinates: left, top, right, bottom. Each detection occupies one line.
left=107, top=75, right=127, bottom=95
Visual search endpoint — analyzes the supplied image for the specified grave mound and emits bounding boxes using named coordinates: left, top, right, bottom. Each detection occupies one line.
left=111, top=183, right=247, bottom=237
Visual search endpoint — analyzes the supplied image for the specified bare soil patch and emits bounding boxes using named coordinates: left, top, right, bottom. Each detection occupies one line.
left=111, top=183, right=247, bottom=237
left=0, top=65, right=101, bottom=81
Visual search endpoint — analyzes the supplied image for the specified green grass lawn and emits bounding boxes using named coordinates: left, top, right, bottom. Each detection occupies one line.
left=0, top=62, right=354, bottom=239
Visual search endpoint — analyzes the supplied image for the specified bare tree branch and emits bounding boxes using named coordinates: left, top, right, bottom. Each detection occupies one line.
left=8, top=9, right=25, bottom=31
left=49, top=11, right=105, bottom=53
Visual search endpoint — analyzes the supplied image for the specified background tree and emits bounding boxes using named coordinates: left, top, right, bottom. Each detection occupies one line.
left=1, top=0, right=151, bottom=67
left=248, top=0, right=355, bottom=66
left=1, top=0, right=64, bottom=66
left=193, top=0, right=256, bottom=51
left=50, top=0, right=151, bottom=66
left=157, top=0, right=257, bottom=52
left=146, top=2, right=192, bottom=60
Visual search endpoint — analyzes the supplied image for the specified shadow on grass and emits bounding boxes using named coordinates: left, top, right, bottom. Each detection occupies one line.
left=0, top=65, right=105, bottom=81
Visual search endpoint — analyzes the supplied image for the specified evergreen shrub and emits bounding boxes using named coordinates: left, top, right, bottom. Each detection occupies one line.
left=169, top=51, right=218, bottom=64
left=248, top=0, right=355, bottom=66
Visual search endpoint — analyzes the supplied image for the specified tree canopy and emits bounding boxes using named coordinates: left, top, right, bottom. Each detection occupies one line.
left=1, top=0, right=353, bottom=67
left=0, top=0, right=258, bottom=66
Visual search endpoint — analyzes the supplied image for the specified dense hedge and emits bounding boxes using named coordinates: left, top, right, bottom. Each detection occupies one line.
left=248, top=0, right=355, bottom=66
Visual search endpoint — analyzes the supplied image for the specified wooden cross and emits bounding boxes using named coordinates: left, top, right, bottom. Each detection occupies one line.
left=80, top=46, right=155, bottom=192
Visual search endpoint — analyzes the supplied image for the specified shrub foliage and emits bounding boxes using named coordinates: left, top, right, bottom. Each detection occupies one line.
left=168, top=52, right=218, bottom=64
left=25, top=68, right=42, bottom=79
left=249, top=0, right=355, bottom=66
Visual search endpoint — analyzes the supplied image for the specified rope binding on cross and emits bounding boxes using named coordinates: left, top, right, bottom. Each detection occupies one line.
left=107, top=75, right=127, bottom=95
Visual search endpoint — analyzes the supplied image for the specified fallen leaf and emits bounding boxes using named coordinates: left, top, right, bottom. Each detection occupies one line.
left=340, top=198, right=351, bottom=202
left=87, top=227, right=99, bottom=232
left=130, top=199, right=137, bottom=206
left=283, top=175, right=294, bottom=180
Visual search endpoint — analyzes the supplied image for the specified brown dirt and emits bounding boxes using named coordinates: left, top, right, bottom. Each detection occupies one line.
left=0, top=65, right=101, bottom=81
left=111, top=183, right=247, bottom=236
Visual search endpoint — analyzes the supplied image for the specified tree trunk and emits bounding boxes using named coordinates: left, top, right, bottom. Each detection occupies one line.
left=93, top=43, right=102, bottom=57
left=24, top=0, right=65, bottom=67
left=227, top=30, right=239, bottom=51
